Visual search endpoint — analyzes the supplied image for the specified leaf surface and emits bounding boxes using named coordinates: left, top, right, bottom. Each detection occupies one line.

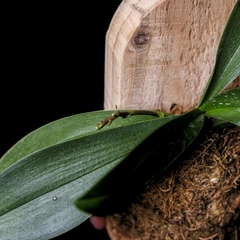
left=0, top=112, right=176, bottom=239
left=0, top=111, right=158, bottom=173
left=205, top=108, right=240, bottom=126
left=200, top=87, right=240, bottom=111
left=200, top=87, right=240, bottom=126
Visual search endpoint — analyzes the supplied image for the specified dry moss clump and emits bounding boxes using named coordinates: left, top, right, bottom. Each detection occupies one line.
left=106, top=125, right=240, bottom=240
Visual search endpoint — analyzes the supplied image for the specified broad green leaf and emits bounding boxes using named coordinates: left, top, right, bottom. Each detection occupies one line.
left=212, top=119, right=236, bottom=128
left=204, top=108, right=240, bottom=126
left=0, top=110, right=158, bottom=173
left=200, top=87, right=240, bottom=126
left=0, top=113, right=177, bottom=240
left=198, top=1, right=240, bottom=106
left=75, top=110, right=204, bottom=216
left=200, top=87, right=240, bottom=111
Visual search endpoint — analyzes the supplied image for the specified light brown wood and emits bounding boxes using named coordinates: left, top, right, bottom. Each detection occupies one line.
left=104, top=0, right=238, bottom=112
left=104, top=0, right=239, bottom=239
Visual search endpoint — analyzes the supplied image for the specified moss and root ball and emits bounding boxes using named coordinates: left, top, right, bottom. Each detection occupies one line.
left=106, top=126, right=240, bottom=240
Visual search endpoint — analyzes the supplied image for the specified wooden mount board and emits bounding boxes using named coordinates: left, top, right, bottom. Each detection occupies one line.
left=104, top=0, right=239, bottom=112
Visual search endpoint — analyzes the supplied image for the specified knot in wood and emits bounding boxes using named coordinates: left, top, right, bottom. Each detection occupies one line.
left=131, top=31, right=150, bottom=50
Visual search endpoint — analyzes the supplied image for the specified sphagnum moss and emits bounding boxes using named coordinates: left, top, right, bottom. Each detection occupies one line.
left=106, top=125, right=240, bottom=240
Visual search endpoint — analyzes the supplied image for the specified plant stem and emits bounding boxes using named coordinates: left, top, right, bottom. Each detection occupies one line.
left=96, top=110, right=167, bottom=129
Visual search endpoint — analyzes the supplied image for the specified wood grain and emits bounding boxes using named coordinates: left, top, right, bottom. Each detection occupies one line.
left=104, top=0, right=238, bottom=112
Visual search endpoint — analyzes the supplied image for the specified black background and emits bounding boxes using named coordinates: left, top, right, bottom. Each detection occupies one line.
left=1, top=1, right=123, bottom=239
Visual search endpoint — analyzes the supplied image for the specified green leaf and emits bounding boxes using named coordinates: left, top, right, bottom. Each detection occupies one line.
left=75, top=110, right=204, bottom=216
left=200, top=87, right=240, bottom=111
left=0, top=111, right=176, bottom=239
left=200, top=87, right=240, bottom=126
left=0, top=110, right=158, bottom=173
left=205, top=108, right=240, bottom=126
left=198, top=1, right=240, bottom=106
left=212, top=119, right=236, bottom=128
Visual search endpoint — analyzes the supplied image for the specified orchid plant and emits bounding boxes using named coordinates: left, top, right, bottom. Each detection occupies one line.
left=0, top=1, right=239, bottom=239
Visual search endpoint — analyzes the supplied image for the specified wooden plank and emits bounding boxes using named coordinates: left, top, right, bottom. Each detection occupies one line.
left=104, top=0, right=239, bottom=113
